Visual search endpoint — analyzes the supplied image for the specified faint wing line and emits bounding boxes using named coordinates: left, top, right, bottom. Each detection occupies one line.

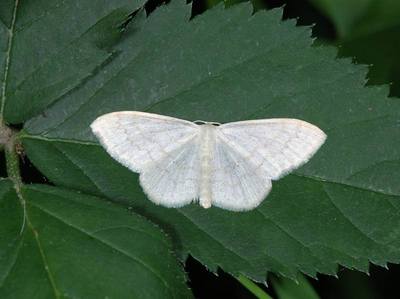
left=218, top=119, right=326, bottom=180
left=216, top=131, right=268, bottom=178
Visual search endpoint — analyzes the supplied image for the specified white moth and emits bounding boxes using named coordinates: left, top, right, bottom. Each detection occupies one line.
left=91, top=111, right=326, bottom=211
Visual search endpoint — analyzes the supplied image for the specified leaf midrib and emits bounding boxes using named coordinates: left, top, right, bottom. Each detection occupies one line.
left=5, top=177, right=62, bottom=298
left=27, top=215, right=62, bottom=299
left=0, top=0, right=19, bottom=119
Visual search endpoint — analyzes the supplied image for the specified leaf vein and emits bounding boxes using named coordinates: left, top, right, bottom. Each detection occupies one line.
left=0, top=235, right=23, bottom=289
left=28, top=219, right=61, bottom=298
left=51, top=143, right=105, bottom=194
left=29, top=201, right=176, bottom=297
left=0, top=0, right=19, bottom=118
left=256, top=209, right=323, bottom=272
left=321, top=185, right=388, bottom=248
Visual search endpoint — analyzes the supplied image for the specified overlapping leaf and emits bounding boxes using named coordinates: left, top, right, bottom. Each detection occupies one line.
left=0, top=180, right=189, bottom=298
left=12, top=1, right=400, bottom=282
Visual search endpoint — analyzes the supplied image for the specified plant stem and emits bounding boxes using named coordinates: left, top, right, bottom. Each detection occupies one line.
left=2, top=122, right=25, bottom=235
left=5, top=134, right=22, bottom=189
left=237, top=274, right=274, bottom=299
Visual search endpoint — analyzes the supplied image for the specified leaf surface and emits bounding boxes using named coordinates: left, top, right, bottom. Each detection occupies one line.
left=0, top=180, right=190, bottom=298
left=0, top=0, right=145, bottom=123
left=11, top=0, right=400, bottom=281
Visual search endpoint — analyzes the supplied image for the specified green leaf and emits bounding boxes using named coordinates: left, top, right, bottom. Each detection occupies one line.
left=9, top=0, right=400, bottom=283
left=0, top=179, right=190, bottom=298
left=0, top=0, right=145, bottom=124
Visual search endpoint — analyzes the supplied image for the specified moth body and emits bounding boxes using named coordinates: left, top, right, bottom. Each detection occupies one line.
left=199, top=123, right=217, bottom=208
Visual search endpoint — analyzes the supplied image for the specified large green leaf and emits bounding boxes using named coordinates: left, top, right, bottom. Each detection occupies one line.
left=16, top=0, right=400, bottom=282
left=0, top=180, right=190, bottom=298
